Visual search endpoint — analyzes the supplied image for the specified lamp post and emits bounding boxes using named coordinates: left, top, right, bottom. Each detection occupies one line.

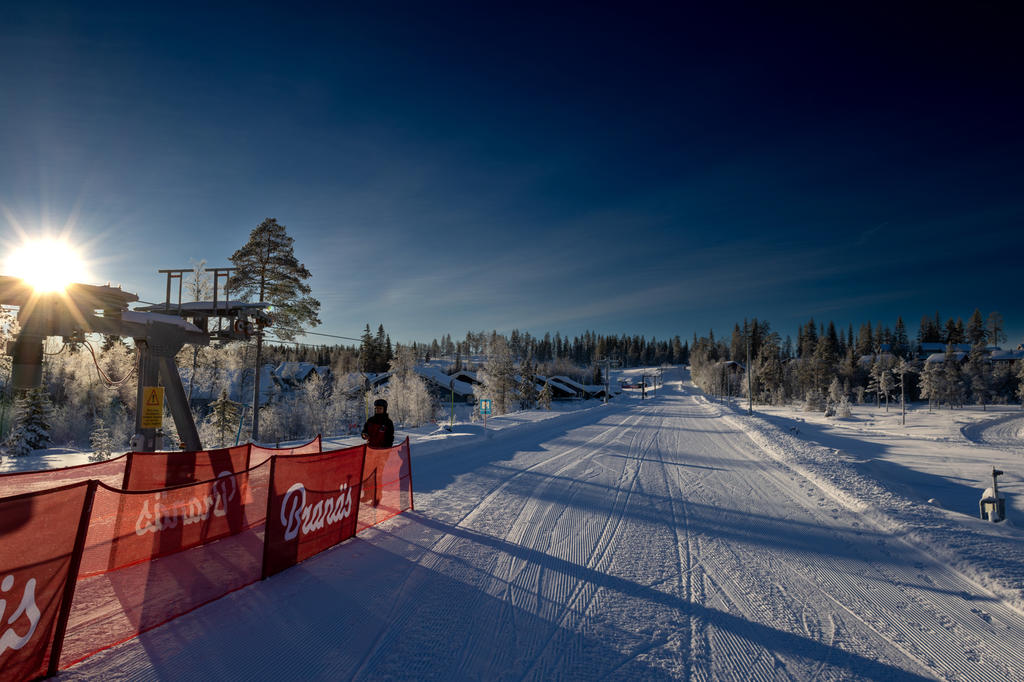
left=449, top=378, right=455, bottom=430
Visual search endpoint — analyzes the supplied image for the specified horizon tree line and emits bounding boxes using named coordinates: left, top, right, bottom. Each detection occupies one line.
left=690, top=310, right=1022, bottom=412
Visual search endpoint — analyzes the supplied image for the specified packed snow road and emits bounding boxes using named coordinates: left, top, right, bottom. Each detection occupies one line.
left=64, top=370, right=1024, bottom=681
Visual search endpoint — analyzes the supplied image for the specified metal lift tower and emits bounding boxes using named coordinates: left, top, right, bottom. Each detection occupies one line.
left=0, top=275, right=268, bottom=452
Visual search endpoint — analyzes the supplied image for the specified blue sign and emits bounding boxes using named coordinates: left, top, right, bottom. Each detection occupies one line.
left=479, top=398, right=492, bottom=415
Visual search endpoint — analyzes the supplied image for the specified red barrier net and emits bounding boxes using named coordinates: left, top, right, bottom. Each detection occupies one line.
left=251, top=434, right=321, bottom=466
left=122, top=444, right=251, bottom=491
left=59, top=463, right=270, bottom=668
left=1, top=437, right=412, bottom=678
left=0, top=455, right=127, bottom=498
left=122, top=436, right=323, bottom=491
left=357, top=437, right=413, bottom=532
left=0, top=482, right=92, bottom=681
left=263, top=445, right=364, bottom=578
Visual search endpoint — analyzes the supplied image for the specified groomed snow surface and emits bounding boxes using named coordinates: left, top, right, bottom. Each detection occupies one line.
left=49, top=368, right=1024, bottom=680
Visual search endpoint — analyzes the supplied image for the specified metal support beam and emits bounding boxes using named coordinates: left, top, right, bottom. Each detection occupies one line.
left=133, top=341, right=161, bottom=452
left=158, top=268, right=191, bottom=314
left=9, top=334, right=44, bottom=391
left=157, top=355, right=202, bottom=451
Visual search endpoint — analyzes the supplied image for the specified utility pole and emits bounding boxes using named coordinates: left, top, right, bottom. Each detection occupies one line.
left=747, top=320, right=753, bottom=415
left=900, top=363, right=907, bottom=426
left=604, top=359, right=609, bottom=404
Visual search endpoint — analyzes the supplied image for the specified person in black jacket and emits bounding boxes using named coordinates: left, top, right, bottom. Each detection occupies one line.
left=361, top=398, right=395, bottom=449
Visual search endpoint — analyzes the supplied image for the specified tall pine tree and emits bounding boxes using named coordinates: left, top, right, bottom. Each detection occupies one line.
left=229, top=218, right=321, bottom=441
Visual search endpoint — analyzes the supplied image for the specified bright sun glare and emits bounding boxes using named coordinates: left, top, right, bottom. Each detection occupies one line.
left=6, top=239, right=89, bottom=292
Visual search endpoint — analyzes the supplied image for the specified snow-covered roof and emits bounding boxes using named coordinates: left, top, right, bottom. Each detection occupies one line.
left=988, top=350, right=1024, bottom=362
left=858, top=352, right=896, bottom=367
left=276, top=361, right=319, bottom=383
left=549, top=376, right=584, bottom=392
left=450, top=370, right=480, bottom=385
left=366, top=372, right=391, bottom=387
left=919, top=342, right=972, bottom=354
left=512, top=374, right=546, bottom=393
left=414, top=365, right=476, bottom=396
left=925, top=352, right=967, bottom=364
left=546, top=375, right=613, bottom=398
left=537, top=377, right=579, bottom=397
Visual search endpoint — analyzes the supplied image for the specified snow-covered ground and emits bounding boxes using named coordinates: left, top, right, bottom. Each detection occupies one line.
left=9, top=367, right=1024, bottom=680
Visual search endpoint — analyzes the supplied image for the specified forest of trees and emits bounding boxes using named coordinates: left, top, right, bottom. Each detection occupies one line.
left=689, top=311, right=1023, bottom=413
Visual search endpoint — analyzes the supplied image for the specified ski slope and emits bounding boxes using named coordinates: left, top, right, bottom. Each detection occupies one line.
left=61, top=369, right=1024, bottom=681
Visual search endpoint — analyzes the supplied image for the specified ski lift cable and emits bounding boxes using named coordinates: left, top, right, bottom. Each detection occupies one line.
left=266, top=326, right=363, bottom=343
left=83, top=340, right=140, bottom=388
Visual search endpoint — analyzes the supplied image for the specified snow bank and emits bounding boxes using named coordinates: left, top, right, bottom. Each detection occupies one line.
left=701, top=395, right=1024, bottom=610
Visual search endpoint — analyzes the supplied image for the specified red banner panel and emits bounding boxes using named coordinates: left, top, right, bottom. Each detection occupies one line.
left=357, top=438, right=413, bottom=532
left=263, top=446, right=365, bottom=578
left=250, top=435, right=322, bottom=467
left=122, top=444, right=251, bottom=491
left=58, top=464, right=270, bottom=668
left=0, top=482, right=92, bottom=682
left=77, top=461, right=270, bottom=577
left=0, top=455, right=127, bottom=498
left=60, top=522, right=266, bottom=669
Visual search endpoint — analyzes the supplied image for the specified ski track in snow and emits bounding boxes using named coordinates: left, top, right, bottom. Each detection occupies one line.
left=61, top=370, right=1024, bottom=681
left=961, top=412, right=1024, bottom=448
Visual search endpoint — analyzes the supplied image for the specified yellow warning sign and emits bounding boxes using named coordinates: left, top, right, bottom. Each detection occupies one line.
left=141, top=386, right=164, bottom=429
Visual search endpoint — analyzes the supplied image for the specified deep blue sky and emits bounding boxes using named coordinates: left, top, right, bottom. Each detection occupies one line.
left=2, top=3, right=1022, bottom=347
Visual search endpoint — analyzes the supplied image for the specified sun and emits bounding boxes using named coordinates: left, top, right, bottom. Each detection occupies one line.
left=5, top=238, right=90, bottom=292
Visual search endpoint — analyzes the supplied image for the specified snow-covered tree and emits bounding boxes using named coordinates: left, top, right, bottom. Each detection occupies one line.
left=877, top=362, right=895, bottom=412
left=803, top=390, right=825, bottom=412
left=538, top=381, right=553, bottom=410
left=384, top=373, right=434, bottom=428
left=88, top=418, right=115, bottom=462
left=478, top=337, right=517, bottom=415
left=919, top=361, right=941, bottom=411
left=299, top=370, right=339, bottom=437
left=257, top=397, right=298, bottom=446
left=753, top=335, right=783, bottom=404
left=5, top=388, right=53, bottom=457
left=894, top=358, right=918, bottom=425
left=381, top=345, right=434, bottom=428
left=942, top=345, right=966, bottom=409
left=827, top=377, right=845, bottom=406
left=866, top=371, right=880, bottom=408
left=185, top=258, right=213, bottom=302
left=1017, top=360, right=1024, bottom=407
left=519, top=355, right=538, bottom=409
left=966, top=343, right=993, bottom=410
left=202, top=389, right=240, bottom=448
